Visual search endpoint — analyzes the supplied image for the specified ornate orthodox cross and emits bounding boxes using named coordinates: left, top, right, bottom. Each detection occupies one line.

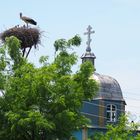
left=84, top=25, right=95, bottom=51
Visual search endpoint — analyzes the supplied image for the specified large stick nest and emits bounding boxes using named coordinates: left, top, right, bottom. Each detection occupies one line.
left=0, top=26, right=41, bottom=49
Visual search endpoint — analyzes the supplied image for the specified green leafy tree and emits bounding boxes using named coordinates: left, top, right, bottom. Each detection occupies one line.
left=90, top=115, right=140, bottom=140
left=0, top=35, right=98, bottom=140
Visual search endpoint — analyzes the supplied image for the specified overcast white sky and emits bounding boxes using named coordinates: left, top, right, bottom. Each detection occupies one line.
left=0, top=0, right=140, bottom=122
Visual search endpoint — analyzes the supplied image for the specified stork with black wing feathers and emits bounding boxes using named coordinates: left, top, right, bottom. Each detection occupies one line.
left=20, top=13, right=37, bottom=27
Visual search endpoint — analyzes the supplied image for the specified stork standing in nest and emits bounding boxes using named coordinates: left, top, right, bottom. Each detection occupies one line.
left=20, top=13, right=37, bottom=28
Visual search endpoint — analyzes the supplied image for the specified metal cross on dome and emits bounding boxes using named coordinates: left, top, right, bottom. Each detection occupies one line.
left=84, top=25, right=95, bottom=52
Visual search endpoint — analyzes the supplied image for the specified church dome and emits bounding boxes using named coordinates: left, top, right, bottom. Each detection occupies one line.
left=81, top=25, right=125, bottom=103
left=92, top=73, right=125, bottom=101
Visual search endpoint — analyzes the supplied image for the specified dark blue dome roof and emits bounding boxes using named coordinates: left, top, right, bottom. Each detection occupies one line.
left=92, top=73, right=125, bottom=101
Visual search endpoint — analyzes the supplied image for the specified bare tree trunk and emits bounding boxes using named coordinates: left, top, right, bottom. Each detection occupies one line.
left=41, top=129, right=46, bottom=140
left=31, top=127, right=35, bottom=140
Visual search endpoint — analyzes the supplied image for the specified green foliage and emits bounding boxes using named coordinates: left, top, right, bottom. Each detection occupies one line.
left=90, top=115, right=140, bottom=140
left=39, top=56, right=49, bottom=65
left=0, top=35, right=98, bottom=140
left=67, top=35, right=81, bottom=46
left=5, top=36, right=21, bottom=60
left=54, top=35, right=81, bottom=52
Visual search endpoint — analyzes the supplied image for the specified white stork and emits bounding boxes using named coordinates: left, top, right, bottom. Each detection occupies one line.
left=20, top=13, right=37, bottom=27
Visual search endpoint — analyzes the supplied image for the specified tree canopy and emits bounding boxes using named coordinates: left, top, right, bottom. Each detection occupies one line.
left=90, top=115, right=140, bottom=140
left=0, top=35, right=98, bottom=140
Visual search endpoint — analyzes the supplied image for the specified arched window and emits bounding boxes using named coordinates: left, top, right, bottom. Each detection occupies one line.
left=106, top=104, right=117, bottom=122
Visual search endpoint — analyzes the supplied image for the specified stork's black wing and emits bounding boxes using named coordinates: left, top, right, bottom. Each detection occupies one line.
left=26, top=18, right=37, bottom=25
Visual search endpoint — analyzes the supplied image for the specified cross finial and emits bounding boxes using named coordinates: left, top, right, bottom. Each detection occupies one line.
left=84, top=25, right=95, bottom=52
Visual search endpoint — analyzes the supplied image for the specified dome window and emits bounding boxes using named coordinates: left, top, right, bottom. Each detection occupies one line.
left=106, top=104, right=117, bottom=122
